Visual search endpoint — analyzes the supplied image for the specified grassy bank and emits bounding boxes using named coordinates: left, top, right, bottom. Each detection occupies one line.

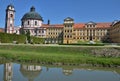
left=0, top=45, right=120, bottom=67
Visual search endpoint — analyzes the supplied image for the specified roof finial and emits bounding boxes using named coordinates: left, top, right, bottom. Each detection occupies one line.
left=30, top=6, right=35, bottom=12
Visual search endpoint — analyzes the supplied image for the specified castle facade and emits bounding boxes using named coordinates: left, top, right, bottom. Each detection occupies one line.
left=4, top=4, right=120, bottom=43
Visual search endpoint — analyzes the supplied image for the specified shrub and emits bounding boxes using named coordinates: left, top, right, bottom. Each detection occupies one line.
left=31, top=36, right=45, bottom=44
left=0, top=32, right=26, bottom=43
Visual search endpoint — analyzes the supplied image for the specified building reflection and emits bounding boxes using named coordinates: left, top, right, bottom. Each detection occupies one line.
left=4, top=63, right=13, bottom=81
left=62, top=68, right=73, bottom=76
left=20, top=64, right=42, bottom=81
left=3, top=62, right=74, bottom=81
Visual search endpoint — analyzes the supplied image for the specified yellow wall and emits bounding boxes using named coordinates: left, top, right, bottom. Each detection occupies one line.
left=110, top=22, right=120, bottom=43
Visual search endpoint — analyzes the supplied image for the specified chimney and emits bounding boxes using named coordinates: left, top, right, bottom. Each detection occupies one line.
left=47, top=19, right=50, bottom=25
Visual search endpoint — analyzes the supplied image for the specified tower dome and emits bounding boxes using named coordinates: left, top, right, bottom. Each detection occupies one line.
left=21, top=6, right=43, bottom=21
left=7, top=4, right=14, bottom=9
left=64, top=17, right=74, bottom=21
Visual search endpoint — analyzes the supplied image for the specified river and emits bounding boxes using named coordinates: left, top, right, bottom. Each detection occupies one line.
left=0, top=62, right=120, bottom=81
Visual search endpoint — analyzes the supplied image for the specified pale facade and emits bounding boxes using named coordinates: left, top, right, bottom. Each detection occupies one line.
left=45, top=25, right=63, bottom=43
left=21, top=6, right=46, bottom=38
left=45, top=18, right=111, bottom=44
left=73, top=23, right=109, bottom=43
left=14, top=26, right=21, bottom=34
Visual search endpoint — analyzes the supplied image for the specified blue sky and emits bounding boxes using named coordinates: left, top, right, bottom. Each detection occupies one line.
left=0, top=0, right=120, bottom=27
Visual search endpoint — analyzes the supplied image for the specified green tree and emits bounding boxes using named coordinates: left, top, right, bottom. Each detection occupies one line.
left=21, top=29, right=25, bottom=35
left=26, top=30, right=31, bottom=43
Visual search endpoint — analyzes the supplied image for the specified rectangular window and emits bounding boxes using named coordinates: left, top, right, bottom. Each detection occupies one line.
left=67, top=35, right=69, bottom=38
left=42, top=30, right=44, bottom=33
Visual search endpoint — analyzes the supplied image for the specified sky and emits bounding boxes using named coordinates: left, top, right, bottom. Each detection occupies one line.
left=0, top=0, right=120, bottom=28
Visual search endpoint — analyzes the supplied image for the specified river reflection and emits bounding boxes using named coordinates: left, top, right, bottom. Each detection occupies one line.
left=0, top=63, right=120, bottom=81
left=20, top=64, right=42, bottom=81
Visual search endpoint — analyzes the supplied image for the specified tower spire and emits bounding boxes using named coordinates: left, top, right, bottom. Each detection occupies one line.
left=10, top=0, right=13, bottom=4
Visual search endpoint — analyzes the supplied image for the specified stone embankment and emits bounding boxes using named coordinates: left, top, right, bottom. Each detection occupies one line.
left=92, top=48, right=120, bottom=58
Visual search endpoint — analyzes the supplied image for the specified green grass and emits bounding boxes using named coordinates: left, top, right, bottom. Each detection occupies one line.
left=77, top=40, right=103, bottom=44
left=0, top=45, right=120, bottom=67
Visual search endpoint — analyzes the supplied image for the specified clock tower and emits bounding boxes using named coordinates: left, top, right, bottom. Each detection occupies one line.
left=5, top=4, right=15, bottom=34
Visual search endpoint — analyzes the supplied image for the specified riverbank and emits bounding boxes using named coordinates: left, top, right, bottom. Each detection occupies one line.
left=0, top=45, right=120, bottom=67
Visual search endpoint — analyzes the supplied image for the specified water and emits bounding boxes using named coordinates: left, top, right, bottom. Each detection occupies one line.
left=0, top=63, right=120, bottom=81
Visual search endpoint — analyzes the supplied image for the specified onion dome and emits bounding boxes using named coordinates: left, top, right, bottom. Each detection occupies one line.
left=21, top=6, right=43, bottom=21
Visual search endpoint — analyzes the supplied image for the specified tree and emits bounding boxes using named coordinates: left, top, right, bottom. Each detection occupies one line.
left=26, top=30, right=31, bottom=43
left=21, top=29, right=25, bottom=35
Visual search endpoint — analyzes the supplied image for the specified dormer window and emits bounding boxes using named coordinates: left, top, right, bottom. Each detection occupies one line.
left=86, top=21, right=96, bottom=28
left=93, top=25, right=95, bottom=27
left=90, top=25, right=92, bottom=27
left=64, top=17, right=74, bottom=24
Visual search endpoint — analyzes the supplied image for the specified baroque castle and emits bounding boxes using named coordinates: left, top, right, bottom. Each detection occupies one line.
left=4, top=4, right=120, bottom=43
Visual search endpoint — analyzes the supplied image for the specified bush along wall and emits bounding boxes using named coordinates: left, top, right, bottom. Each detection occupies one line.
left=31, top=36, right=45, bottom=44
left=0, top=32, right=26, bottom=43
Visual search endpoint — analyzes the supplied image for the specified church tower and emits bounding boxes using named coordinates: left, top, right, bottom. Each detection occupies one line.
left=63, top=17, right=74, bottom=44
left=5, top=4, right=15, bottom=34
left=4, top=63, right=13, bottom=81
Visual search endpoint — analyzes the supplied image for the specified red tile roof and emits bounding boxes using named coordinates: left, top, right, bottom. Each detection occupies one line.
left=42, top=22, right=111, bottom=29
left=96, top=23, right=111, bottom=28
left=49, top=24, right=64, bottom=28
left=41, top=24, right=50, bottom=28
left=74, top=23, right=85, bottom=28
left=0, top=28, right=4, bottom=32
left=74, top=22, right=111, bottom=29
left=42, top=24, right=64, bottom=28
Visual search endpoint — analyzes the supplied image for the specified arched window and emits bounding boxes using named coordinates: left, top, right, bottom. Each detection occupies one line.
left=28, top=21, right=29, bottom=25
left=35, top=21, right=37, bottom=25
left=10, top=14, right=13, bottom=18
